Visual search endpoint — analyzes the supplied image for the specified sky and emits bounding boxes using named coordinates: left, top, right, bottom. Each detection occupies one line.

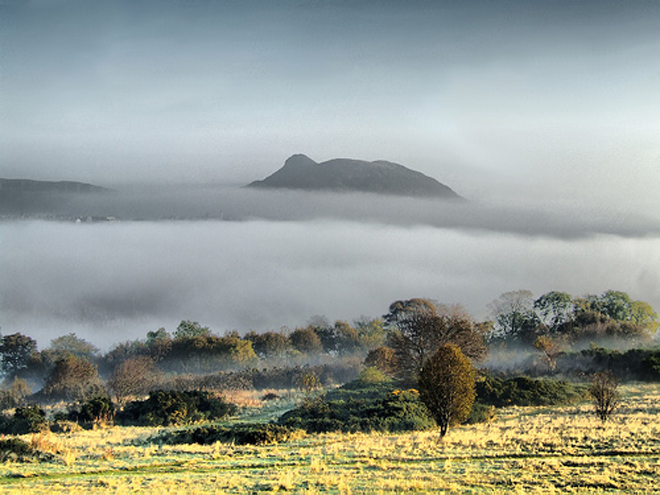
left=2, top=1, right=660, bottom=349
left=2, top=0, right=659, bottom=204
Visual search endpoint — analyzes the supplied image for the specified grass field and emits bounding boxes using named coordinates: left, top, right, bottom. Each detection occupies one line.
left=0, top=383, right=658, bottom=494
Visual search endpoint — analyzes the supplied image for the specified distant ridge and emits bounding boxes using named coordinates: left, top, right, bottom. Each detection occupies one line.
left=0, top=178, right=109, bottom=194
left=0, top=178, right=111, bottom=216
left=247, top=154, right=462, bottom=199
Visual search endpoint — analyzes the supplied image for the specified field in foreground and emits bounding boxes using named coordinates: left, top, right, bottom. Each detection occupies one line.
left=0, top=383, right=658, bottom=494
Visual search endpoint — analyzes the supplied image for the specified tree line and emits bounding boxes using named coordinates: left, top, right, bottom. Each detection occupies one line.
left=0, top=289, right=657, bottom=413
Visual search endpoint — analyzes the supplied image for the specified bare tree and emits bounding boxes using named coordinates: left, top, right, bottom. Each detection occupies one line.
left=385, top=299, right=486, bottom=380
left=108, top=356, right=161, bottom=405
left=533, top=335, right=564, bottom=372
left=588, top=371, right=620, bottom=423
left=42, top=355, right=101, bottom=401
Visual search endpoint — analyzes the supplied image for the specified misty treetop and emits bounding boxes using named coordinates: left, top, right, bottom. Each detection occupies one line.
left=488, top=289, right=658, bottom=346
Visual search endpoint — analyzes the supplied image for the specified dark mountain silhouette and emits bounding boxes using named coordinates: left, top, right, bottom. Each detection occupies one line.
left=0, top=178, right=110, bottom=216
left=247, top=154, right=462, bottom=199
left=0, top=178, right=109, bottom=194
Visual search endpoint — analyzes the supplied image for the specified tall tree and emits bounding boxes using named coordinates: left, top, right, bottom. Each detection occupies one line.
left=0, top=333, right=39, bottom=379
left=385, top=299, right=486, bottom=380
left=174, top=320, right=212, bottom=340
left=46, top=333, right=99, bottom=362
left=289, top=327, right=323, bottom=355
left=145, top=328, right=173, bottom=361
left=630, top=301, right=659, bottom=332
left=598, top=290, right=634, bottom=321
left=534, top=291, right=573, bottom=333
left=488, top=290, right=540, bottom=343
left=418, top=344, right=476, bottom=437
left=42, top=354, right=100, bottom=401
left=244, top=331, right=290, bottom=359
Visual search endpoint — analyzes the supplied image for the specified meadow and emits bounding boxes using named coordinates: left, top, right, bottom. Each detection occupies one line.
left=0, top=383, right=658, bottom=494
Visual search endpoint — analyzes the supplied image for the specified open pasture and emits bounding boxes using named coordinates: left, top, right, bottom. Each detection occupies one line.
left=0, top=383, right=658, bottom=494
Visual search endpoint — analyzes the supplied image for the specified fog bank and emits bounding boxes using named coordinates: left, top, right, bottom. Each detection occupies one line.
left=8, top=185, right=660, bottom=240
left=2, top=219, right=659, bottom=349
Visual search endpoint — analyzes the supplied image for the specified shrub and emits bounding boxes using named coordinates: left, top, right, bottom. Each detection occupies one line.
left=476, top=375, right=585, bottom=408
left=117, top=390, right=237, bottom=426
left=278, top=382, right=435, bottom=434
left=155, top=423, right=305, bottom=446
left=356, top=366, right=389, bottom=385
left=588, top=371, right=620, bottom=423
left=68, top=395, right=115, bottom=425
left=466, top=402, right=496, bottom=424
left=0, top=438, right=42, bottom=462
left=639, top=351, right=660, bottom=381
left=0, top=405, right=48, bottom=435
left=298, top=372, right=321, bottom=393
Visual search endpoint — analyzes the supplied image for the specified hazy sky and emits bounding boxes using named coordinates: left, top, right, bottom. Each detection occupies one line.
left=2, top=1, right=660, bottom=348
left=2, top=0, right=660, bottom=205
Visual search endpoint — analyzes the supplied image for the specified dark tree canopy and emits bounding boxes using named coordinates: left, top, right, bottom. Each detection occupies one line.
left=385, top=299, right=486, bottom=380
left=488, top=290, right=540, bottom=344
left=289, top=327, right=323, bottom=355
left=174, top=320, right=212, bottom=340
left=42, top=354, right=100, bottom=401
left=417, top=344, right=476, bottom=437
left=0, top=333, right=39, bottom=379
left=534, top=291, right=573, bottom=332
left=244, top=331, right=290, bottom=359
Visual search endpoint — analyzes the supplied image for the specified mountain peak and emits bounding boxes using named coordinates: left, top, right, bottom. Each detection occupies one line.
left=247, top=155, right=462, bottom=199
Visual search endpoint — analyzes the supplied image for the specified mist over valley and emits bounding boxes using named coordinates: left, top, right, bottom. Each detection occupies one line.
left=2, top=198, right=659, bottom=349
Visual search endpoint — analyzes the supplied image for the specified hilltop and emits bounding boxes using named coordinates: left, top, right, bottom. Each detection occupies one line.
left=0, top=178, right=110, bottom=216
left=247, top=154, right=462, bottom=199
left=0, top=178, right=109, bottom=194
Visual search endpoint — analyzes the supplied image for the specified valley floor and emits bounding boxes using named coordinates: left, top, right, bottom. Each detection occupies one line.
left=0, top=383, right=659, bottom=494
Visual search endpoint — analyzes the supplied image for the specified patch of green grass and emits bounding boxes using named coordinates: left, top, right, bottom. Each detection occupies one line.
left=0, top=383, right=657, bottom=493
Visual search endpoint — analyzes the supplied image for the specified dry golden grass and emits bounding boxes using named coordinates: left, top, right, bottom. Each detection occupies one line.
left=0, top=383, right=658, bottom=493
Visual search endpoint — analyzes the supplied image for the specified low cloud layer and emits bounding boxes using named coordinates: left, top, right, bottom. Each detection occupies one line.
left=2, top=217, right=659, bottom=349
left=11, top=185, right=660, bottom=240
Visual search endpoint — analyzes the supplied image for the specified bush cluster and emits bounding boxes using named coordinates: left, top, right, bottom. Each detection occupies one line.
left=278, top=383, right=435, bottom=434
left=67, top=395, right=115, bottom=425
left=117, top=390, right=237, bottom=426
left=155, top=423, right=305, bottom=446
left=567, top=347, right=660, bottom=381
left=476, top=375, right=585, bottom=408
left=0, top=438, right=51, bottom=463
left=0, top=405, right=48, bottom=435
